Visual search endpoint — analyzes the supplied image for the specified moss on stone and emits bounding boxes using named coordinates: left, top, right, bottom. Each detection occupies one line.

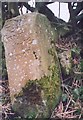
left=13, top=61, right=61, bottom=118
left=2, top=12, right=61, bottom=118
left=13, top=36, right=61, bottom=118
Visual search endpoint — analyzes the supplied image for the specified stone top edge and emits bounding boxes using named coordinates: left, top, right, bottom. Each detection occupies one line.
left=2, top=12, right=46, bottom=27
left=1, top=12, right=48, bottom=35
left=4, top=12, right=46, bottom=22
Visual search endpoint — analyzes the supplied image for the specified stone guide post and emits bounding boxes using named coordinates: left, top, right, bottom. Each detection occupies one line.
left=1, top=12, right=61, bottom=118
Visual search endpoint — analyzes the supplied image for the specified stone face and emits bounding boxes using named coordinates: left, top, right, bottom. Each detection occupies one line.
left=1, top=12, right=61, bottom=118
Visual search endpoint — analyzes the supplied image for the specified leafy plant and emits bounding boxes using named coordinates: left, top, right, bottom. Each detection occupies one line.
left=72, top=87, right=83, bottom=101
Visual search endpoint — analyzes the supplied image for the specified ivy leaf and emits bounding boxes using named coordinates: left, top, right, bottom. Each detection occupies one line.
left=71, top=48, right=80, bottom=54
left=80, top=60, right=83, bottom=72
left=62, top=93, right=67, bottom=102
left=73, top=88, right=79, bottom=100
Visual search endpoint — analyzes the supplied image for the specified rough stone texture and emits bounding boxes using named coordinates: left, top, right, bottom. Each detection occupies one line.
left=1, top=12, right=61, bottom=118
left=58, top=50, right=71, bottom=75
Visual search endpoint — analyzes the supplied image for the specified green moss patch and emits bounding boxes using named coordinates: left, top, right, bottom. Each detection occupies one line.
left=13, top=63, right=61, bottom=118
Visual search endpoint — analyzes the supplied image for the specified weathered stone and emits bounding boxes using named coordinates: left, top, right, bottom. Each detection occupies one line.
left=58, top=50, right=71, bottom=75
left=1, top=12, right=61, bottom=118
